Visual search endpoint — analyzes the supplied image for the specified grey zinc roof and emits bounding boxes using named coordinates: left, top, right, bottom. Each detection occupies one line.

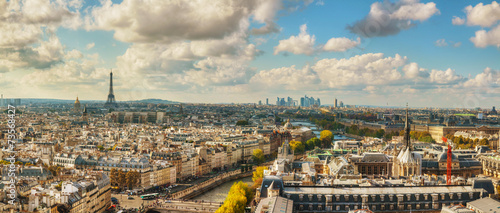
left=284, top=185, right=485, bottom=195
left=468, top=197, right=500, bottom=213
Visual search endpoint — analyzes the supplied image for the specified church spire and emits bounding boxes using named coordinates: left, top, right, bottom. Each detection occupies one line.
left=404, top=103, right=411, bottom=150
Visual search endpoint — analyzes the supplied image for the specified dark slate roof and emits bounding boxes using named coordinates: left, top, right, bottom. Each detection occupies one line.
left=361, top=153, right=389, bottom=163
left=472, top=178, right=494, bottom=195
left=260, top=176, right=284, bottom=198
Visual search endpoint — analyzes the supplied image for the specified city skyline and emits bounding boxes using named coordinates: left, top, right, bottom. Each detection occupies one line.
left=1, top=0, right=500, bottom=108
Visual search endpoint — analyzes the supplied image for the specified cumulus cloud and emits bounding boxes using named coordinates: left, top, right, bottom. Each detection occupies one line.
left=463, top=67, right=500, bottom=88
left=323, top=37, right=360, bottom=52
left=313, top=53, right=406, bottom=88
left=464, top=1, right=500, bottom=27
left=274, top=24, right=316, bottom=55
left=470, top=24, right=500, bottom=48
left=402, top=62, right=429, bottom=79
left=452, top=16, right=465, bottom=25
left=250, top=65, right=319, bottom=90
left=86, top=0, right=292, bottom=43
left=455, top=1, right=500, bottom=48
left=347, top=0, right=439, bottom=37
left=0, top=0, right=81, bottom=72
left=429, top=68, right=463, bottom=84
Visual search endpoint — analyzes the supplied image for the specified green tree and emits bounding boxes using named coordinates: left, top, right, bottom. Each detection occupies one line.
left=236, top=120, right=249, bottom=126
left=289, top=140, right=305, bottom=154
left=320, top=130, right=334, bottom=148
left=110, top=169, right=119, bottom=187
left=305, top=138, right=321, bottom=150
left=252, top=149, right=265, bottom=165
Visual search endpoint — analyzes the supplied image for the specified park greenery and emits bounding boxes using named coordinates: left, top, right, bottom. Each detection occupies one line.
left=320, top=130, right=334, bottom=148
left=236, top=120, right=249, bottom=126
left=445, top=134, right=489, bottom=149
left=252, top=149, right=265, bottom=165
left=215, top=181, right=253, bottom=213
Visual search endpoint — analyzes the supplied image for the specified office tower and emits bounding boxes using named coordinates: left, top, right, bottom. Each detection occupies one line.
left=340, top=101, right=344, bottom=108
left=316, top=98, right=321, bottom=106
left=104, top=71, right=118, bottom=108
left=266, top=98, right=269, bottom=105
left=258, top=100, right=262, bottom=105
left=276, top=97, right=280, bottom=106
left=334, top=98, right=338, bottom=108
left=300, top=97, right=304, bottom=107
left=0, top=94, right=3, bottom=107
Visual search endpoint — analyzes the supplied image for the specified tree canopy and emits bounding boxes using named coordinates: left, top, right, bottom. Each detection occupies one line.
left=252, top=149, right=265, bottom=165
left=319, top=130, right=334, bottom=148
left=215, top=181, right=253, bottom=213
left=289, top=140, right=305, bottom=154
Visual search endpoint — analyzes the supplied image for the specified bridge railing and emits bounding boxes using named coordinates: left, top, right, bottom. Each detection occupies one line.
left=171, top=170, right=242, bottom=199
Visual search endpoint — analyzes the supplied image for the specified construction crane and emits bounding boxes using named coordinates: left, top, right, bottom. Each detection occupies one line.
left=442, top=136, right=452, bottom=185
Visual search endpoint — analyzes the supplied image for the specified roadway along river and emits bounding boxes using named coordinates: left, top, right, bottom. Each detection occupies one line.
left=191, top=176, right=253, bottom=202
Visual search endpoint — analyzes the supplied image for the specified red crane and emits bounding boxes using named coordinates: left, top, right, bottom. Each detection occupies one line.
left=443, top=137, right=452, bottom=185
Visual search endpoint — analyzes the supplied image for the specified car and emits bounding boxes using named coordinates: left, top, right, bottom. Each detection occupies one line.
left=127, top=196, right=134, bottom=200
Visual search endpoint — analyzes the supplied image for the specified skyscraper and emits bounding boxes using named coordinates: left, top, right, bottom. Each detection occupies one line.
left=266, top=98, right=269, bottom=105
left=104, top=71, right=118, bottom=108
left=334, top=98, right=338, bottom=108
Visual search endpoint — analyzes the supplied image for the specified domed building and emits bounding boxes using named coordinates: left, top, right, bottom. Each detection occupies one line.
left=74, top=96, right=81, bottom=112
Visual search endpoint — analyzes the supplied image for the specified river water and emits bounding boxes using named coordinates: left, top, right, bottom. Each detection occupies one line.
left=291, top=121, right=353, bottom=140
left=191, top=176, right=253, bottom=202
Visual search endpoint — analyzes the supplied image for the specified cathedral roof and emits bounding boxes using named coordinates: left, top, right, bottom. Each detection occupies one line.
left=397, top=147, right=421, bottom=164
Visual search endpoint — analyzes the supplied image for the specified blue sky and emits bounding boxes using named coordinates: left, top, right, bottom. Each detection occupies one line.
left=1, top=0, right=499, bottom=108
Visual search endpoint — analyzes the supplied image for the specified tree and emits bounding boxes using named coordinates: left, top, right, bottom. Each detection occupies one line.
left=215, top=181, right=252, bottom=213
left=110, top=169, right=117, bottom=187
left=320, top=130, right=334, bottom=148
left=252, top=166, right=266, bottom=188
left=289, top=141, right=305, bottom=154
left=117, top=170, right=126, bottom=189
left=97, top=145, right=104, bottom=151
left=126, top=170, right=140, bottom=189
left=252, top=149, right=265, bottom=165
left=236, top=120, right=249, bottom=126
left=480, top=138, right=489, bottom=146
left=305, top=138, right=321, bottom=150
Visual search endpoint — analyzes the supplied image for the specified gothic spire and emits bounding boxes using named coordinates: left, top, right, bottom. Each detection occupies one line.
left=404, top=103, right=411, bottom=150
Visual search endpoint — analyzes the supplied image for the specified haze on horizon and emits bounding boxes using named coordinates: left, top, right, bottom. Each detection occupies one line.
left=1, top=0, right=499, bottom=109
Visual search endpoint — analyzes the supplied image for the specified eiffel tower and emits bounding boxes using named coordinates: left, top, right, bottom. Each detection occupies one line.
left=104, top=70, right=118, bottom=108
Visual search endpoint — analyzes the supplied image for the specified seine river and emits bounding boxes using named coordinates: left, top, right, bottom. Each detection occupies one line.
left=191, top=122, right=351, bottom=203
left=191, top=176, right=253, bottom=202
left=291, top=121, right=353, bottom=140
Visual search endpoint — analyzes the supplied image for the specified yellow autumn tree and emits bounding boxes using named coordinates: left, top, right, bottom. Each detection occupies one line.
left=215, top=181, right=253, bottom=213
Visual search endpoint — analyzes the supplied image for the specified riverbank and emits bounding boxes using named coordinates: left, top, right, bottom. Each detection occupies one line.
left=170, top=170, right=252, bottom=200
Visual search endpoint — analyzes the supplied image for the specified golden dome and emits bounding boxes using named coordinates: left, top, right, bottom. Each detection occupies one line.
left=75, top=96, right=80, bottom=104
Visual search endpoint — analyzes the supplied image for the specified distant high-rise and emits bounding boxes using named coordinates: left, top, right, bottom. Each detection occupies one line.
left=266, top=98, right=268, bottom=105
left=104, top=71, right=118, bottom=108
left=340, top=101, right=344, bottom=108
left=0, top=94, right=3, bottom=107
left=258, top=100, right=262, bottom=105
left=334, top=98, right=338, bottom=108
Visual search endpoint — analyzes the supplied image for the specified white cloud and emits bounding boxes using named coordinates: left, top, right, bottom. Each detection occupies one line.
left=65, top=49, right=83, bottom=60
left=86, top=43, right=95, bottom=50
left=86, top=0, right=291, bottom=43
left=313, top=53, right=406, bottom=88
left=463, top=67, right=500, bottom=88
left=452, top=16, right=465, bottom=25
left=435, top=39, right=448, bottom=47
left=274, top=24, right=316, bottom=55
left=402, top=62, right=429, bottom=79
left=464, top=1, right=500, bottom=27
left=470, top=24, right=500, bottom=48
left=347, top=0, right=440, bottom=37
left=250, top=65, right=319, bottom=90
left=429, top=68, right=463, bottom=84
left=323, top=37, right=360, bottom=52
